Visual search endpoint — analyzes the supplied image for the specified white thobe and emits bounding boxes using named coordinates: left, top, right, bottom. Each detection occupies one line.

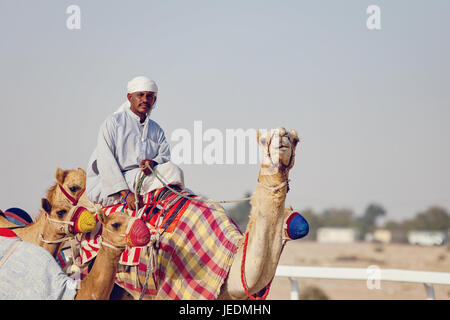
left=86, top=107, right=171, bottom=206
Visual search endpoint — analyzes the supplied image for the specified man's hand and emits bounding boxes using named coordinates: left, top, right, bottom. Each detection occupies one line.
left=139, top=160, right=157, bottom=176
left=119, top=190, right=142, bottom=210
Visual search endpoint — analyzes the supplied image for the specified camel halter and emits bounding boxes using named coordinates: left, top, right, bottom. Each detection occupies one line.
left=257, top=179, right=290, bottom=193
left=58, top=184, right=86, bottom=206
left=39, top=206, right=96, bottom=244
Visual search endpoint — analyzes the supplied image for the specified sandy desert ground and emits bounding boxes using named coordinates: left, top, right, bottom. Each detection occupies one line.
left=267, top=241, right=450, bottom=300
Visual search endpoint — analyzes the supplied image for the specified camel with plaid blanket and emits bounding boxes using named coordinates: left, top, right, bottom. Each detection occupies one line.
left=77, top=126, right=300, bottom=300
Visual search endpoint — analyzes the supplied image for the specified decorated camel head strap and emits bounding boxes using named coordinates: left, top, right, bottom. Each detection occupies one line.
left=58, top=184, right=86, bottom=206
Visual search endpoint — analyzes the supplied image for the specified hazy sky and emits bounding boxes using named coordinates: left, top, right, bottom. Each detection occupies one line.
left=0, top=0, right=449, bottom=222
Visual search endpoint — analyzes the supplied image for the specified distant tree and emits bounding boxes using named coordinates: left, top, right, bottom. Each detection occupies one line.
left=355, top=203, right=386, bottom=240
left=383, top=220, right=400, bottom=230
left=321, top=208, right=355, bottom=228
left=363, top=203, right=386, bottom=226
left=404, top=206, right=450, bottom=231
left=299, top=208, right=322, bottom=240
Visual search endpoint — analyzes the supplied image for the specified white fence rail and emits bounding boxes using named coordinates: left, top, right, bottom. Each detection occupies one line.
left=275, top=265, right=450, bottom=300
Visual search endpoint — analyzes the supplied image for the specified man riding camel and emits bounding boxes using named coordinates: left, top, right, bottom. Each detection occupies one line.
left=86, top=76, right=171, bottom=210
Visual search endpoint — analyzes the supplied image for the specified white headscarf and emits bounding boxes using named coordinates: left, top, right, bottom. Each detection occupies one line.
left=127, top=76, right=158, bottom=94
left=114, top=76, right=158, bottom=142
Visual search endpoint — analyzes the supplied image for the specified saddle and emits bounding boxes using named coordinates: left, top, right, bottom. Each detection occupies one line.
left=0, top=207, right=33, bottom=226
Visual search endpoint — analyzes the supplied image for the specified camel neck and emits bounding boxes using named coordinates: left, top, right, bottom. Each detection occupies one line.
left=39, top=222, right=65, bottom=257
left=14, top=213, right=64, bottom=257
left=258, top=171, right=288, bottom=190
left=14, top=213, right=45, bottom=244
left=238, top=174, right=287, bottom=295
left=77, top=246, right=122, bottom=300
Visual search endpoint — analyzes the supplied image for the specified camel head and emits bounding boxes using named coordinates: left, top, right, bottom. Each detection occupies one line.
left=97, top=210, right=150, bottom=250
left=46, top=167, right=86, bottom=206
left=40, top=197, right=96, bottom=238
left=257, top=127, right=299, bottom=176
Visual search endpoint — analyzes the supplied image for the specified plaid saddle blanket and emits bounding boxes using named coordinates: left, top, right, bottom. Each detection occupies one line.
left=77, top=186, right=243, bottom=300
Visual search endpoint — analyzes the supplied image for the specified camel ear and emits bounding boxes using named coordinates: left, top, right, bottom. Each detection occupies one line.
left=97, top=209, right=107, bottom=224
left=77, top=167, right=86, bottom=174
left=55, top=167, right=68, bottom=184
left=290, top=129, right=299, bottom=147
left=41, top=198, right=52, bottom=214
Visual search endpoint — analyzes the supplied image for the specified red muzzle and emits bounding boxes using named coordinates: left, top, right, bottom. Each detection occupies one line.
left=126, top=218, right=151, bottom=247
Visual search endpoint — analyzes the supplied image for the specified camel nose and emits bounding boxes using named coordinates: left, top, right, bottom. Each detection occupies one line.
left=126, top=219, right=150, bottom=247
left=71, top=207, right=96, bottom=233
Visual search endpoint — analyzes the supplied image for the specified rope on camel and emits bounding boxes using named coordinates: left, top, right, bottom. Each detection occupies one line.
left=136, top=163, right=252, bottom=207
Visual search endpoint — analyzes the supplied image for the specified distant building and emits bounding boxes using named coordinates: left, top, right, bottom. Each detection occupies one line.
left=448, top=229, right=450, bottom=249
left=365, top=229, right=408, bottom=244
left=373, top=229, right=392, bottom=244
left=390, top=229, right=408, bottom=244
left=407, top=230, right=447, bottom=246
left=317, top=227, right=357, bottom=243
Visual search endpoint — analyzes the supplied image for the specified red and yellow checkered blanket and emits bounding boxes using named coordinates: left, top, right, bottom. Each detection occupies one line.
left=78, top=186, right=243, bottom=300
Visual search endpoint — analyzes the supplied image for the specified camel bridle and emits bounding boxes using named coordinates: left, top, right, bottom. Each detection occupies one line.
left=256, top=130, right=294, bottom=194
left=100, top=216, right=139, bottom=251
left=39, top=205, right=90, bottom=244
left=58, top=184, right=86, bottom=206
left=38, top=184, right=90, bottom=244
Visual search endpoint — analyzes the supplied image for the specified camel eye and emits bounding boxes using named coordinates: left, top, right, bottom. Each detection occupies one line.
left=69, top=186, right=81, bottom=193
left=111, top=223, right=121, bottom=230
left=56, top=210, right=67, bottom=218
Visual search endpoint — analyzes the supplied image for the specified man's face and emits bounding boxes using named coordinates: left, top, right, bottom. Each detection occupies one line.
left=128, top=91, right=157, bottom=119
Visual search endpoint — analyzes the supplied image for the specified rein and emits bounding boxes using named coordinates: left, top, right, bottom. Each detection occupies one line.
left=138, top=163, right=290, bottom=210
left=240, top=232, right=272, bottom=300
